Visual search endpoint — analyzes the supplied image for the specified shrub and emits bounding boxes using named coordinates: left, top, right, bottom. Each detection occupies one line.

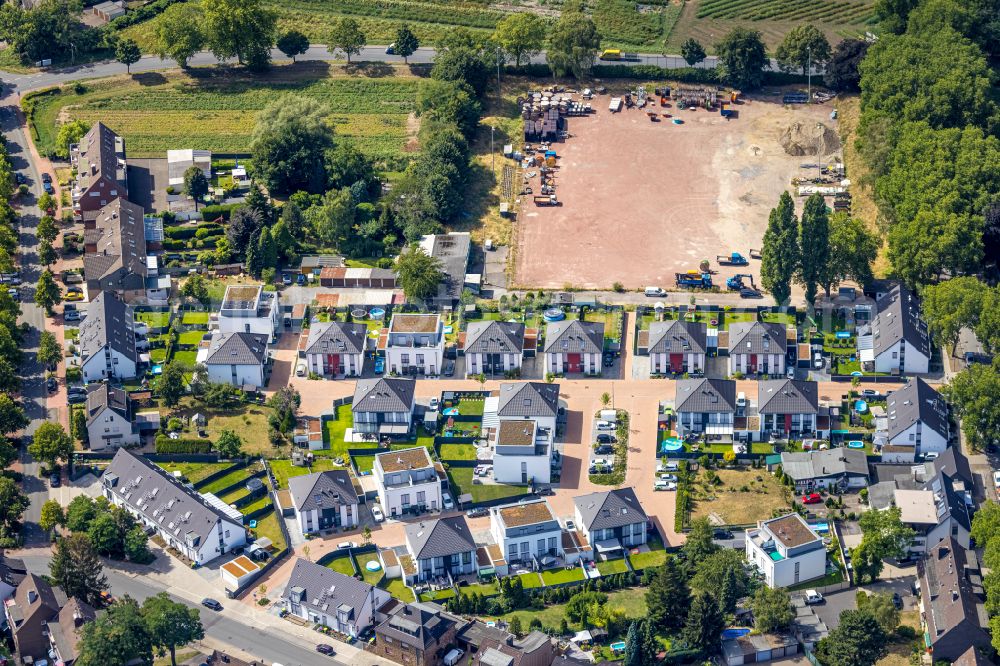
left=201, top=204, right=240, bottom=221
left=154, top=436, right=212, bottom=454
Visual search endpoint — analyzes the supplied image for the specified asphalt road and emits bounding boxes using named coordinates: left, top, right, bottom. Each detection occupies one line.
left=0, top=45, right=728, bottom=94
left=1, top=89, right=50, bottom=546
left=18, top=553, right=341, bottom=666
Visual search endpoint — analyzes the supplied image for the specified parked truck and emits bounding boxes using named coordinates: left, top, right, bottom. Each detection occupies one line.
left=726, top=273, right=756, bottom=290
left=533, top=194, right=559, bottom=206
left=599, top=49, right=640, bottom=62
left=716, top=252, right=749, bottom=266
left=675, top=272, right=713, bottom=289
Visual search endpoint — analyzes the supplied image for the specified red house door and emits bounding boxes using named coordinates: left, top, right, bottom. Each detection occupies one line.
left=670, top=354, right=683, bottom=372
left=784, top=414, right=792, bottom=432
left=750, top=354, right=758, bottom=372
left=567, top=353, right=582, bottom=372
left=327, top=354, right=340, bottom=372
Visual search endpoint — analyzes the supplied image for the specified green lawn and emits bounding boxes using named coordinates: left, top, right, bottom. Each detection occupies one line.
left=447, top=467, right=526, bottom=504
left=199, top=467, right=254, bottom=495
left=269, top=458, right=345, bottom=489
left=597, top=558, right=631, bottom=575
left=379, top=577, right=415, bottom=603
left=454, top=398, right=485, bottom=416
left=136, top=311, right=171, bottom=328
left=458, top=581, right=499, bottom=597
left=761, top=311, right=797, bottom=327
left=541, top=567, right=585, bottom=585
left=500, top=588, right=647, bottom=633
left=65, top=328, right=79, bottom=342
left=240, top=493, right=274, bottom=515
left=517, top=572, right=543, bottom=589
left=439, top=443, right=477, bottom=461
left=172, top=350, right=199, bottom=366
left=250, top=510, right=286, bottom=551
left=419, top=588, right=457, bottom=602
left=628, top=536, right=667, bottom=570
left=156, top=461, right=233, bottom=486
left=353, top=454, right=377, bottom=474
left=181, top=311, right=209, bottom=325
left=721, top=311, right=757, bottom=330
left=177, top=330, right=207, bottom=346
left=325, top=555, right=356, bottom=576
left=321, top=405, right=355, bottom=456
left=218, top=486, right=252, bottom=505
left=355, top=552, right=384, bottom=586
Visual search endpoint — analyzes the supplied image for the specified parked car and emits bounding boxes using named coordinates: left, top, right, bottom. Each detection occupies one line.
left=892, top=592, right=903, bottom=610
left=337, top=541, right=356, bottom=550
left=64, top=291, right=83, bottom=302
left=64, top=310, right=80, bottom=322
left=374, top=357, right=384, bottom=374
left=596, top=433, right=616, bottom=444
left=595, top=420, right=614, bottom=431
left=466, top=507, right=488, bottom=518
left=658, top=473, right=678, bottom=483
left=296, top=273, right=306, bottom=285
left=372, top=505, right=384, bottom=522
left=68, top=393, right=87, bottom=404
left=46, top=377, right=57, bottom=392
left=429, top=397, right=440, bottom=410
left=13, top=172, right=24, bottom=185
left=42, top=181, right=54, bottom=194
left=657, top=461, right=679, bottom=473
left=282, top=274, right=292, bottom=285
left=49, top=473, right=60, bottom=488
left=924, top=452, right=939, bottom=461
left=713, top=528, right=733, bottom=540
left=860, top=389, right=882, bottom=399
left=98, top=591, right=114, bottom=606
left=804, top=590, right=824, bottom=605
left=993, top=471, right=1000, bottom=491
left=41, top=172, right=52, bottom=184
left=316, top=644, right=335, bottom=656
left=443, top=360, right=455, bottom=377
left=296, top=362, right=306, bottom=377
left=594, top=444, right=614, bottom=455
left=801, top=492, right=822, bottom=504
left=443, top=492, right=454, bottom=510
left=603, top=353, right=615, bottom=367
left=201, top=598, right=222, bottom=611
left=654, top=479, right=677, bottom=491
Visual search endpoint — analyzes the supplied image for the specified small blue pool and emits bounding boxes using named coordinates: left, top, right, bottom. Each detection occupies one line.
left=851, top=371, right=863, bottom=377
left=721, top=628, right=750, bottom=640
left=810, top=522, right=829, bottom=533
left=848, top=440, right=865, bottom=449
left=610, top=642, right=626, bottom=652
left=835, top=330, right=852, bottom=339
left=369, top=307, right=386, bottom=320
left=442, top=407, right=459, bottom=416
left=543, top=308, right=565, bottom=322
left=661, top=437, right=683, bottom=452
left=365, top=560, right=382, bottom=572
left=855, top=400, right=868, bottom=413
left=151, top=364, right=163, bottom=375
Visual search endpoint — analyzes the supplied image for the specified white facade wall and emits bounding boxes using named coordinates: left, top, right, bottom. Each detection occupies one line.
left=729, top=353, right=784, bottom=376
left=491, top=523, right=563, bottom=565
left=545, top=352, right=601, bottom=375
left=287, top=587, right=391, bottom=638
left=746, top=538, right=826, bottom=589
left=385, top=345, right=444, bottom=376
left=676, top=411, right=734, bottom=435
left=888, top=421, right=948, bottom=456
left=87, top=409, right=140, bottom=450
left=205, top=362, right=265, bottom=388
left=297, top=504, right=358, bottom=534
left=874, top=339, right=930, bottom=375
left=906, top=518, right=970, bottom=555
left=493, top=451, right=551, bottom=484
left=305, top=351, right=363, bottom=377
left=465, top=352, right=522, bottom=377
left=376, top=478, right=441, bottom=518
left=649, top=351, right=705, bottom=375
left=81, top=345, right=137, bottom=382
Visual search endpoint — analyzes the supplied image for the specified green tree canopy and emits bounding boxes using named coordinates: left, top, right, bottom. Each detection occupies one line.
left=824, top=39, right=870, bottom=91
left=115, top=38, right=141, bottom=73
left=546, top=10, right=601, bottom=78
left=141, top=592, right=205, bottom=666
left=0, top=476, right=29, bottom=533
left=50, top=533, right=108, bottom=606
left=40, top=499, right=64, bottom=532
left=154, top=2, right=205, bottom=68
left=308, top=187, right=355, bottom=249
left=680, top=37, right=706, bottom=66
left=797, top=192, right=829, bottom=305
left=691, top=549, right=751, bottom=613
left=76, top=595, right=153, bottom=666
left=683, top=516, right=719, bottom=564
left=820, top=212, right=878, bottom=295
left=493, top=12, right=546, bottom=67
left=251, top=94, right=334, bottom=195
left=65, top=495, right=97, bottom=533
left=393, top=24, right=419, bottom=63
left=0, top=0, right=87, bottom=64
left=775, top=24, right=830, bottom=75
left=37, top=330, right=61, bottom=368
left=157, top=362, right=186, bottom=407
left=751, top=586, right=793, bottom=633
left=182, top=166, right=209, bottom=211
left=56, top=119, right=89, bottom=159
left=857, top=591, right=900, bottom=634
left=432, top=47, right=491, bottom=98
left=853, top=505, right=915, bottom=583
left=328, top=17, right=366, bottom=62
left=215, top=429, right=243, bottom=458
left=276, top=29, right=309, bottom=62
left=943, top=364, right=1000, bottom=451
left=921, top=277, right=987, bottom=351
left=645, top=557, right=690, bottom=633
left=29, top=421, right=73, bottom=469
left=415, top=79, right=482, bottom=140
left=683, top=592, right=724, bottom=654
left=0, top=392, right=29, bottom=436
left=715, top=27, right=767, bottom=89
left=202, top=0, right=277, bottom=71
left=34, top=268, right=62, bottom=314
left=815, top=609, right=888, bottom=666
left=395, top=245, right=444, bottom=301
left=760, top=191, right=800, bottom=306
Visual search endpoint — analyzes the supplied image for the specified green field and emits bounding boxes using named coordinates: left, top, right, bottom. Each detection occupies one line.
left=269, top=458, right=345, bottom=489
left=181, top=311, right=210, bottom=325
left=447, top=467, right=526, bottom=503
left=500, top=587, right=647, bottom=633
left=26, top=68, right=419, bottom=166
left=156, top=461, right=233, bottom=486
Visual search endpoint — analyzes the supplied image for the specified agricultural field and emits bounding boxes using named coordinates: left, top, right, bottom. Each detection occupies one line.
left=665, top=0, right=875, bottom=52
left=25, top=66, right=420, bottom=167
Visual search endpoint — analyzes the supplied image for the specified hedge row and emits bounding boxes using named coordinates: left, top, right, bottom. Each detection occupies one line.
left=165, top=224, right=223, bottom=240
left=201, top=204, right=240, bottom=221
left=504, top=63, right=810, bottom=86
left=155, top=436, right=212, bottom=454
left=108, top=0, right=187, bottom=29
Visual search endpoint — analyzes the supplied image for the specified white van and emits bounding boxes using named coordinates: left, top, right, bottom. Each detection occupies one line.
left=644, top=286, right=666, bottom=297
left=736, top=392, right=747, bottom=409
left=444, top=648, right=465, bottom=666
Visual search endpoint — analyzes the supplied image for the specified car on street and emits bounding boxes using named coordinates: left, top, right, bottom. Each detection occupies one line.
left=801, top=492, right=822, bottom=504
left=657, top=473, right=678, bottom=483
left=594, top=444, right=614, bottom=455
left=99, top=591, right=115, bottom=606
left=316, top=644, right=335, bottom=656
left=892, top=592, right=903, bottom=609
left=46, top=377, right=57, bottom=392
left=371, top=505, right=384, bottom=522
left=68, top=393, right=87, bottom=404
left=201, top=598, right=222, bottom=611
left=713, top=528, right=733, bottom=540
left=385, top=43, right=395, bottom=55
left=49, top=473, right=60, bottom=487
left=41, top=172, right=52, bottom=184
left=13, top=172, right=24, bottom=185
left=0, top=273, right=20, bottom=285
left=443, top=492, right=454, bottom=510
left=804, top=590, right=824, bottom=605
left=654, top=479, right=677, bottom=491
left=64, top=291, right=83, bottom=302
left=596, top=433, right=616, bottom=444
left=42, top=181, right=54, bottom=194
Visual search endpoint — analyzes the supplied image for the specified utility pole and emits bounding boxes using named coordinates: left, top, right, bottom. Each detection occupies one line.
left=490, top=125, right=496, bottom=175
left=806, top=47, right=812, bottom=103
left=496, top=46, right=502, bottom=110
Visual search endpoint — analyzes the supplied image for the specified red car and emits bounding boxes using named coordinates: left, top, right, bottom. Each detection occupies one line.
left=801, top=493, right=822, bottom=504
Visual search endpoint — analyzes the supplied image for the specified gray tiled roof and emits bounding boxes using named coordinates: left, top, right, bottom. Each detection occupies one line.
left=647, top=320, right=707, bottom=355
left=85, top=383, right=132, bottom=425
left=465, top=320, right=525, bottom=354
left=919, top=539, right=990, bottom=656
left=102, top=449, right=243, bottom=546
left=405, top=516, right=476, bottom=560
left=283, top=558, right=376, bottom=615
left=886, top=378, right=949, bottom=441
left=352, top=377, right=415, bottom=413
left=77, top=122, right=124, bottom=189
left=543, top=320, right=604, bottom=354
left=304, top=321, right=367, bottom=356
left=497, top=382, right=560, bottom=418
left=728, top=322, right=787, bottom=354
left=288, top=470, right=357, bottom=513
left=574, top=487, right=647, bottom=532
left=674, top=378, right=736, bottom=413
left=757, top=379, right=819, bottom=414
left=872, top=284, right=931, bottom=358
left=83, top=198, right=148, bottom=288
left=78, top=291, right=138, bottom=363
left=779, top=448, right=869, bottom=482
left=204, top=331, right=268, bottom=366
left=377, top=602, right=459, bottom=650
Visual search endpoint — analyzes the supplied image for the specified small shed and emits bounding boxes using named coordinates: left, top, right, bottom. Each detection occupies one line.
left=92, top=0, right=125, bottom=20
left=221, top=555, right=261, bottom=591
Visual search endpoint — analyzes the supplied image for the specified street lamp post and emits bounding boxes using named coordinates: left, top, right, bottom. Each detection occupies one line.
left=491, top=125, right=496, bottom=175
left=806, top=47, right=812, bottom=103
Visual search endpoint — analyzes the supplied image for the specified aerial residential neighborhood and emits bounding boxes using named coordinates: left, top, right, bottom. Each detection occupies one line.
left=0, top=0, right=998, bottom=664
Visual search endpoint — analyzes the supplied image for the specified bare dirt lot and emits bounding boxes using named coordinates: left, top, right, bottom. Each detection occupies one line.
left=514, top=93, right=839, bottom=290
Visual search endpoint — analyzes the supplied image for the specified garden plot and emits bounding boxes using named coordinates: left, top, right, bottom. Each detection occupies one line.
left=689, top=467, right=792, bottom=526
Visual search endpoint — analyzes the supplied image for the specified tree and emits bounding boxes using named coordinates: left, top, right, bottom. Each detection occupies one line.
left=798, top=192, right=829, bottom=306
left=65, top=495, right=97, bottom=533
left=180, top=274, right=209, bottom=305
left=226, top=206, right=263, bottom=254
left=852, top=506, right=915, bottom=583
left=716, top=27, right=767, bottom=89
left=683, top=516, right=719, bottom=564
left=88, top=511, right=123, bottom=557
left=124, top=525, right=151, bottom=562
left=37, top=214, right=58, bottom=243
left=38, top=239, right=56, bottom=267
left=141, top=593, right=204, bottom=666
left=0, top=476, right=28, bottom=532
left=493, top=12, right=546, bottom=67
left=751, top=586, right=793, bottom=633
left=393, top=24, right=419, bottom=64
left=691, top=549, right=750, bottom=613
left=202, top=0, right=277, bottom=71
left=0, top=0, right=87, bottom=65
left=182, top=166, right=208, bottom=211
left=761, top=191, right=800, bottom=306
left=72, top=406, right=89, bottom=446
left=0, top=393, right=28, bottom=437
left=328, top=17, right=366, bottom=63
left=76, top=595, right=153, bottom=666
left=680, top=38, right=706, bottom=66
left=858, top=591, right=900, bottom=634
left=973, top=501, right=1000, bottom=547
left=414, top=78, right=482, bottom=140
left=116, top=38, right=141, bottom=73
left=34, top=268, right=62, bottom=314
left=29, top=421, right=73, bottom=470
left=251, top=94, right=334, bottom=195
left=266, top=386, right=300, bottom=434
left=683, top=592, right=724, bottom=654
left=37, top=330, right=61, bottom=369
left=943, top=364, right=1000, bottom=451
left=215, top=429, right=243, bottom=458
left=825, top=39, right=870, bottom=91
left=815, top=609, right=888, bottom=666
left=874, top=0, right=919, bottom=33
left=546, top=10, right=601, bottom=78
left=432, top=47, right=491, bottom=98
left=396, top=245, right=444, bottom=301
left=0, top=438, right=17, bottom=470
left=157, top=362, right=186, bottom=407
left=821, top=212, right=878, bottom=295
left=155, top=2, right=205, bottom=68
left=645, top=557, right=690, bottom=633
left=56, top=119, right=89, bottom=159
left=257, top=226, right=278, bottom=271
left=362, top=525, right=372, bottom=546
left=921, top=277, right=986, bottom=352
left=775, top=24, right=830, bottom=75
left=50, top=533, right=108, bottom=605
left=40, top=499, right=64, bottom=532
left=309, top=187, right=355, bottom=248
left=509, top=615, right=523, bottom=637
left=277, top=30, right=309, bottom=62
left=623, top=621, right=641, bottom=666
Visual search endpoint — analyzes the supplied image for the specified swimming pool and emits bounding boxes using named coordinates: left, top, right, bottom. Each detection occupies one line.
left=365, top=560, right=382, bottom=572
left=811, top=522, right=829, bottom=533
left=610, top=642, right=627, bottom=652
left=442, top=407, right=459, bottom=416
left=847, top=440, right=865, bottom=449
left=543, top=308, right=565, bottom=322
left=661, top=437, right=683, bottom=452
left=443, top=325, right=454, bottom=334
left=854, top=400, right=868, bottom=413
left=151, top=364, right=163, bottom=375
left=721, top=628, right=750, bottom=640
left=369, top=307, right=386, bottom=320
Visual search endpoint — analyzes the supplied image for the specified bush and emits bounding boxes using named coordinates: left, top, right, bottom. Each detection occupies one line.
left=161, top=238, right=186, bottom=251
left=165, top=225, right=197, bottom=240
left=154, top=436, right=212, bottom=454
left=201, top=204, right=240, bottom=221
left=65, top=367, right=81, bottom=382
left=107, top=0, right=184, bottom=29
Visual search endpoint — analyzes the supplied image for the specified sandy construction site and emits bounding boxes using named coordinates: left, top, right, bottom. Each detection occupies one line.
left=514, top=92, right=840, bottom=290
